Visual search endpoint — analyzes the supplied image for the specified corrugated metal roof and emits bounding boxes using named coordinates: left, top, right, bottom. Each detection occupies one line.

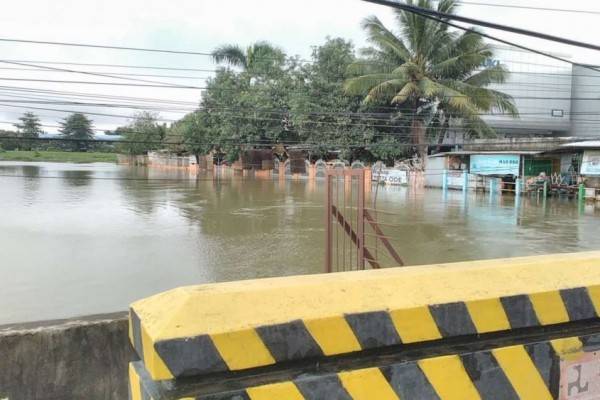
left=560, top=141, right=600, bottom=149
left=429, top=151, right=542, bottom=158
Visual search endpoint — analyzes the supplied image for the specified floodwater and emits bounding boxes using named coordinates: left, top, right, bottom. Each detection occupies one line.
left=1, top=161, right=600, bottom=324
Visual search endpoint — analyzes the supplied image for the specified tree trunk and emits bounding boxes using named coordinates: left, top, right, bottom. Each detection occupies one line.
left=435, top=117, right=450, bottom=153
left=411, top=117, right=427, bottom=166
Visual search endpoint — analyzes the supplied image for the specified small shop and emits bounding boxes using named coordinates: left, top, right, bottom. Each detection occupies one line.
left=426, top=151, right=541, bottom=192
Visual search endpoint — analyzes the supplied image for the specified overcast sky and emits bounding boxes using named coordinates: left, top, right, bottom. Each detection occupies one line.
left=0, top=0, right=599, bottom=133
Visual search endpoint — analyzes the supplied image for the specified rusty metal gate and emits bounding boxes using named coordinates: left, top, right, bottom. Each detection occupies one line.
left=325, top=168, right=404, bottom=273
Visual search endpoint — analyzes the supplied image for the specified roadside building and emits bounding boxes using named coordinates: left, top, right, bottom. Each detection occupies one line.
left=442, top=46, right=600, bottom=143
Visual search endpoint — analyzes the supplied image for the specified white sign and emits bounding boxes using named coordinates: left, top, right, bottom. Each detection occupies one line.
left=581, top=151, right=600, bottom=176
left=470, top=154, right=520, bottom=176
left=447, top=172, right=465, bottom=187
left=372, top=169, right=408, bottom=186
left=560, top=351, right=600, bottom=399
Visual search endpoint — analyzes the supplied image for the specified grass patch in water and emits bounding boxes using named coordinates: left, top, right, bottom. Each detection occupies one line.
left=0, top=150, right=117, bottom=163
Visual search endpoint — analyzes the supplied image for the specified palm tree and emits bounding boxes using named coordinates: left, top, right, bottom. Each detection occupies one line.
left=344, top=0, right=518, bottom=160
left=211, top=41, right=285, bottom=77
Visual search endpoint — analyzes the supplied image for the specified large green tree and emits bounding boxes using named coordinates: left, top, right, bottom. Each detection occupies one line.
left=15, top=112, right=43, bottom=138
left=165, top=111, right=212, bottom=162
left=14, top=112, right=43, bottom=150
left=344, top=0, right=518, bottom=160
left=117, top=111, right=166, bottom=155
left=59, top=113, right=94, bottom=151
left=289, top=38, right=375, bottom=161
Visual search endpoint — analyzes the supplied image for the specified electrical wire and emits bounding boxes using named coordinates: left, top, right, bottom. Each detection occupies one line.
left=449, top=1, right=600, bottom=16
left=363, top=0, right=600, bottom=54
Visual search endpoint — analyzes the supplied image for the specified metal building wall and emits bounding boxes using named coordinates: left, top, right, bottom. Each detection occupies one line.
left=570, top=65, right=600, bottom=137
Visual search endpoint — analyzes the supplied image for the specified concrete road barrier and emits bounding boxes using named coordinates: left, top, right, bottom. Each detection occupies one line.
left=128, top=251, right=600, bottom=399
left=0, top=312, right=133, bottom=400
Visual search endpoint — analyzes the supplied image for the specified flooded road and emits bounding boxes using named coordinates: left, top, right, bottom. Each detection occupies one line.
left=1, top=161, right=599, bottom=324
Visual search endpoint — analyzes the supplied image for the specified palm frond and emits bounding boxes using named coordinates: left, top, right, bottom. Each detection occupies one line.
left=391, top=81, right=420, bottom=104
left=211, top=45, right=247, bottom=69
left=344, top=74, right=407, bottom=99
left=465, top=64, right=509, bottom=86
left=361, top=16, right=411, bottom=62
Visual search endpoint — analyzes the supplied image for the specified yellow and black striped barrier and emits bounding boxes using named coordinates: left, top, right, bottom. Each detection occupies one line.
left=128, top=251, right=600, bottom=399
left=129, top=333, right=594, bottom=399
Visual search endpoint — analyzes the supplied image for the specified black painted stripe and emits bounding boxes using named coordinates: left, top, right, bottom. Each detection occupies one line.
left=462, top=351, right=519, bottom=400
left=257, top=320, right=323, bottom=362
left=381, top=363, right=440, bottom=400
left=203, top=391, right=251, bottom=400
left=560, top=288, right=597, bottom=321
left=344, top=311, right=402, bottom=349
left=580, top=333, right=600, bottom=351
left=296, top=375, right=352, bottom=400
left=524, top=341, right=558, bottom=397
left=131, top=361, right=156, bottom=400
left=429, top=302, right=477, bottom=338
left=154, top=335, right=228, bottom=379
left=130, top=308, right=144, bottom=362
left=141, top=384, right=152, bottom=400
left=501, top=295, right=540, bottom=329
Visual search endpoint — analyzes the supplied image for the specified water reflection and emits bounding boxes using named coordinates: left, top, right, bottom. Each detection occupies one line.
left=60, top=170, right=93, bottom=187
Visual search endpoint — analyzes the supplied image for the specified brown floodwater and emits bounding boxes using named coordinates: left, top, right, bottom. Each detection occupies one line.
left=1, top=161, right=599, bottom=324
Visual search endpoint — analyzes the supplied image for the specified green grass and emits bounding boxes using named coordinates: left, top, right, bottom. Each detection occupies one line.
left=0, top=150, right=117, bottom=163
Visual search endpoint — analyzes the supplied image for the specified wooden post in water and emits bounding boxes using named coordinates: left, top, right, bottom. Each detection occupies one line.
left=442, top=169, right=448, bottom=192
left=579, top=184, right=585, bottom=214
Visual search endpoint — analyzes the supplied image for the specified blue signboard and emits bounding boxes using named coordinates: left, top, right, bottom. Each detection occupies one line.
left=582, top=151, right=600, bottom=176
left=470, top=154, right=520, bottom=176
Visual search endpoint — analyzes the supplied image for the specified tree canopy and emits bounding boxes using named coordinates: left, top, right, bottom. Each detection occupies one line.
left=14, top=112, right=43, bottom=150
left=132, top=11, right=519, bottom=165
left=59, top=113, right=95, bottom=151
left=344, top=0, right=518, bottom=158
left=14, top=112, right=43, bottom=139
left=116, top=111, right=166, bottom=155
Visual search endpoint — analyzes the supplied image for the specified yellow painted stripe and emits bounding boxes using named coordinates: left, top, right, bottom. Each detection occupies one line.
left=551, top=337, right=583, bottom=361
left=466, top=298, right=510, bottom=333
left=211, top=329, right=276, bottom=370
left=141, top=325, right=174, bottom=381
left=128, top=312, right=134, bottom=349
left=587, top=285, right=600, bottom=314
left=304, top=316, right=362, bottom=355
left=529, top=291, right=569, bottom=325
left=128, top=363, right=142, bottom=400
left=247, top=382, right=305, bottom=400
left=339, top=368, right=399, bottom=400
left=492, top=345, right=552, bottom=400
left=418, top=355, right=481, bottom=400
left=390, top=306, right=442, bottom=343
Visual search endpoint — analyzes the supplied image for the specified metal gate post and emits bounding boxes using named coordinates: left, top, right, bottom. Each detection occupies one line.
left=325, top=173, right=333, bottom=273
left=357, top=169, right=365, bottom=269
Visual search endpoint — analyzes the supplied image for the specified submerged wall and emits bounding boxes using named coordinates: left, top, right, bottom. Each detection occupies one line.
left=0, top=313, right=133, bottom=400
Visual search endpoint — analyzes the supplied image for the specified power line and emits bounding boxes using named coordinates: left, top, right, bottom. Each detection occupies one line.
left=0, top=67, right=211, bottom=80
left=0, top=59, right=219, bottom=73
left=362, top=0, right=600, bottom=81
left=0, top=37, right=216, bottom=56
left=0, top=135, right=593, bottom=148
left=0, top=60, right=199, bottom=89
left=450, top=0, right=600, bottom=15
left=0, top=85, right=199, bottom=106
left=0, top=77, right=202, bottom=89
left=364, top=0, right=600, bottom=54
